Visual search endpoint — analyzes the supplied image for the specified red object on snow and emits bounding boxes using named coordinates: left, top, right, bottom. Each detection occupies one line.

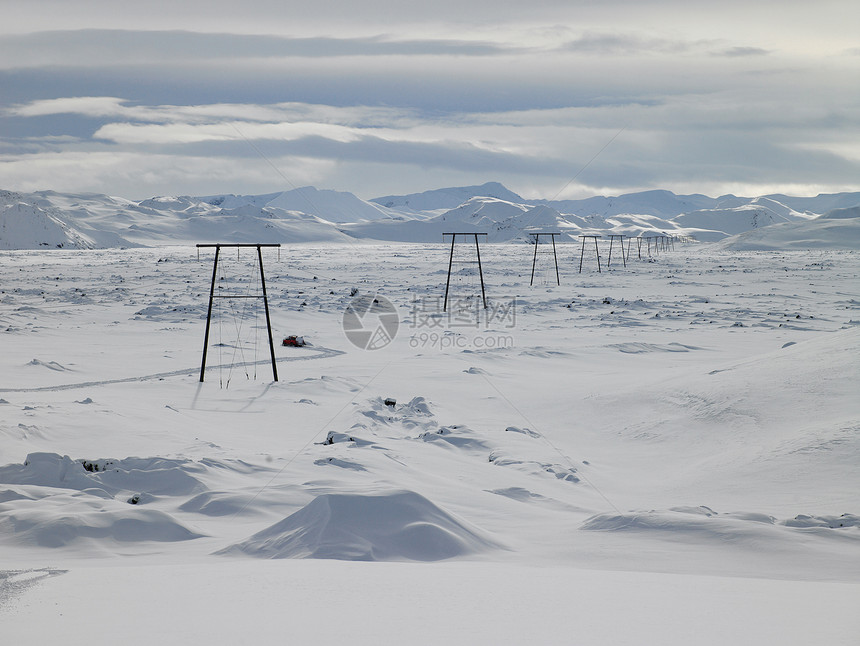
left=282, top=335, right=306, bottom=347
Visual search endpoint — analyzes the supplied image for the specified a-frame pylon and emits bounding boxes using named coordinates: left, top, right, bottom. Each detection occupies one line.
left=529, top=232, right=560, bottom=286
left=197, top=243, right=281, bottom=383
left=443, top=232, right=488, bottom=312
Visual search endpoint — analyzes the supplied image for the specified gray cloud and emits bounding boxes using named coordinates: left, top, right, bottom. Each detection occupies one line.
left=0, top=59, right=671, bottom=116
left=560, top=32, right=698, bottom=55
left=0, top=30, right=523, bottom=70
left=715, top=46, right=771, bottom=58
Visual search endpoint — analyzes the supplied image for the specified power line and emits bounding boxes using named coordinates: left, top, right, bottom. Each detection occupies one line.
left=550, top=125, right=627, bottom=203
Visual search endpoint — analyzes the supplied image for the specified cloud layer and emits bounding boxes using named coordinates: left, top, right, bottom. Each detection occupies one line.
left=2, top=2, right=859, bottom=199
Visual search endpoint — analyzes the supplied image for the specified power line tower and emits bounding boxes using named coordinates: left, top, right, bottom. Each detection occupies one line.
left=578, top=235, right=602, bottom=273
left=198, top=243, right=280, bottom=383
left=529, top=232, right=560, bottom=286
left=443, top=232, right=488, bottom=312
left=607, top=234, right=627, bottom=268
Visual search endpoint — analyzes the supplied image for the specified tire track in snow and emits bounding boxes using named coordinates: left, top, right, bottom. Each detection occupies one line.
left=0, top=346, right=344, bottom=393
left=0, top=569, right=68, bottom=612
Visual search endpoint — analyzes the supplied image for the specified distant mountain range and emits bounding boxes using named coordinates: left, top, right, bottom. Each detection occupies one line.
left=2, top=182, right=859, bottom=250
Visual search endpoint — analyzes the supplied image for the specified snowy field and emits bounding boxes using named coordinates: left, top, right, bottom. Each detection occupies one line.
left=1, top=241, right=858, bottom=644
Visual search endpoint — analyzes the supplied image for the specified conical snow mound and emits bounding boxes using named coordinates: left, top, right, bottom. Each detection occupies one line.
left=218, top=490, right=500, bottom=561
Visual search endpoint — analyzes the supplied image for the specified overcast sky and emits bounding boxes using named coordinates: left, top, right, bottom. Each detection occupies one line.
left=2, top=0, right=859, bottom=200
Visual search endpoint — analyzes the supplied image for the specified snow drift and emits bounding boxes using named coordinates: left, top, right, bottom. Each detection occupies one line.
left=0, top=499, right=203, bottom=548
left=218, top=490, right=501, bottom=561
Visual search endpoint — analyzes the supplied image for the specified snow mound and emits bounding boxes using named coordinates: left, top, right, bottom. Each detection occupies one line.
left=418, top=425, right=492, bottom=451
left=0, top=453, right=210, bottom=550
left=488, top=451, right=580, bottom=483
left=27, top=358, right=72, bottom=371
left=355, top=396, right=435, bottom=431
left=0, top=499, right=203, bottom=548
left=581, top=508, right=860, bottom=543
left=0, top=453, right=207, bottom=497
left=783, top=513, right=860, bottom=529
left=610, top=342, right=701, bottom=354
left=179, top=491, right=261, bottom=517
left=217, top=490, right=500, bottom=561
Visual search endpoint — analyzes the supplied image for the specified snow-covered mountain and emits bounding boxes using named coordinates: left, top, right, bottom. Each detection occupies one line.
left=371, top=181, right=525, bottom=213
left=1, top=184, right=859, bottom=250
left=0, top=190, right=135, bottom=250
left=202, top=186, right=396, bottom=223
left=537, top=189, right=720, bottom=219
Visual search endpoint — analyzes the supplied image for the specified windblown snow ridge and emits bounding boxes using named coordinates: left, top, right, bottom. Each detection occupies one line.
left=581, top=506, right=860, bottom=540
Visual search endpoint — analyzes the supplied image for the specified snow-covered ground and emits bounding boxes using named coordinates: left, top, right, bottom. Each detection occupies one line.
left=1, top=241, right=858, bottom=644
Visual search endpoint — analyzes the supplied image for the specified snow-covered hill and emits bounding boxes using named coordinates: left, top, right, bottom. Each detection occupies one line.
left=671, top=204, right=796, bottom=242
left=1, top=184, right=859, bottom=249
left=1, top=190, right=134, bottom=250
left=717, top=205, right=860, bottom=250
